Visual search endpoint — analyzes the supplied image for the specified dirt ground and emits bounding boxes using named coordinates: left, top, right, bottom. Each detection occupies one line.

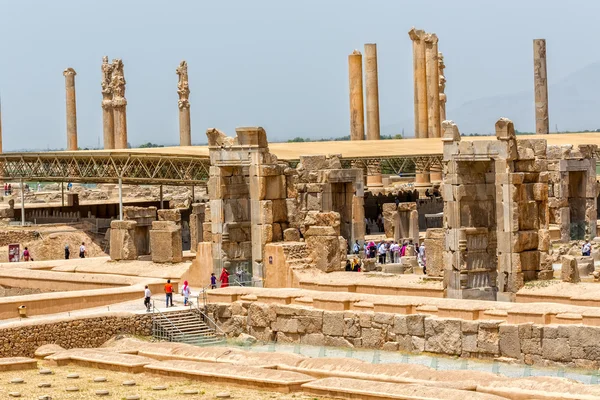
left=0, top=362, right=335, bottom=400
left=0, top=224, right=106, bottom=262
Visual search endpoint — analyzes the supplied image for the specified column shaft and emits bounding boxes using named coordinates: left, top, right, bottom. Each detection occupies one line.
left=364, top=43, right=380, bottom=140
left=177, top=61, right=192, bottom=146
left=425, top=34, right=440, bottom=138
left=409, top=28, right=428, bottom=138
left=111, top=59, right=128, bottom=149
left=348, top=50, right=365, bottom=141
left=533, top=39, right=549, bottom=134
left=102, top=103, right=115, bottom=149
left=63, top=68, right=78, bottom=151
left=179, top=108, right=191, bottom=146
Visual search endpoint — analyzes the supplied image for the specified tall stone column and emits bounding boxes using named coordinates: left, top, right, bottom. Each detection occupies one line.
left=364, top=43, right=380, bottom=140
left=425, top=33, right=440, bottom=139
left=439, top=52, right=447, bottom=124
left=408, top=28, right=428, bottom=139
left=348, top=50, right=365, bottom=141
left=111, top=59, right=128, bottom=149
left=533, top=39, right=549, bottom=134
left=101, top=56, right=115, bottom=149
left=63, top=68, right=78, bottom=151
left=176, top=61, right=192, bottom=146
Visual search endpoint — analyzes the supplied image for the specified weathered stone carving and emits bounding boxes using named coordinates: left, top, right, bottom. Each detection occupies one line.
left=176, top=60, right=190, bottom=109
left=111, top=58, right=128, bottom=149
left=63, top=68, right=78, bottom=151
left=408, top=27, right=428, bottom=139
left=438, top=52, right=447, bottom=124
left=101, top=56, right=115, bottom=149
left=176, top=60, right=192, bottom=146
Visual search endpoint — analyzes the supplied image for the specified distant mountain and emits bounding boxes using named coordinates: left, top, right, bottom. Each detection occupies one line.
left=387, top=62, right=600, bottom=136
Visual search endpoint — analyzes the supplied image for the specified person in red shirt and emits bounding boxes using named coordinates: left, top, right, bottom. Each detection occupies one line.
left=164, top=279, right=173, bottom=307
left=219, top=267, right=230, bottom=288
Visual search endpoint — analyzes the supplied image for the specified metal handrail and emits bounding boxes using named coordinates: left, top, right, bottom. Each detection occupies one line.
left=190, top=298, right=226, bottom=338
left=151, top=300, right=186, bottom=340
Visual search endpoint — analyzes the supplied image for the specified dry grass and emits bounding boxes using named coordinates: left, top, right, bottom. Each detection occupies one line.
left=0, top=361, right=332, bottom=400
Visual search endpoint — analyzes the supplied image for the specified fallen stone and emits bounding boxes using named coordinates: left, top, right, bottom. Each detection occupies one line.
left=125, top=396, right=140, bottom=400
left=93, top=377, right=107, bottom=382
left=39, top=369, right=53, bottom=375
left=216, top=393, right=231, bottom=399
left=152, top=386, right=167, bottom=390
left=38, top=396, right=52, bottom=400
left=35, top=344, right=65, bottom=359
left=183, top=389, right=199, bottom=394
left=235, top=333, right=257, bottom=345
left=65, top=387, right=79, bottom=392
left=38, top=383, right=51, bottom=388
left=66, top=373, right=79, bottom=379
left=122, top=380, right=136, bottom=386
left=8, top=393, right=21, bottom=398
left=10, top=378, right=24, bottom=384
left=95, top=390, right=110, bottom=396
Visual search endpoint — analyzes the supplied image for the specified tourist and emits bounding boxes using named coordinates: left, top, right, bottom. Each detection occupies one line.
left=395, top=196, right=400, bottom=207
left=37, top=183, right=41, bottom=192
left=3, top=183, right=7, bottom=196
left=351, top=258, right=359, bottom=272
left=164, top=279, right=174, bottom=307
left=210, top=273, right=217, bottom=289
left=353, top=240, right=360, bottom=255
left=181, top=280, right=191, bottom=306
left=79, top=242, right=86, bottom=258
left=389, top=241, right=398, bottom=263
left=368, top=241, right=376, bottom=259
left=219, top=267, right=230, bottom=288
left=582, top=240, right=592, bottom=257
left=22, top=247, right=30, bottom=262
left=67, top=182, right=72, bottom=191
left=419, top=243, right=427, bottom=274
left=378, top=241, right=386, bottom=264
left=345, top=259, right=352, bottom=271
left=64, top=244, right=70, bottom=260
left=144, top=285, right=152, bottom=312
left=8, top=184, right=12, bottom=195
left=400, top=241, right=407, bottom=258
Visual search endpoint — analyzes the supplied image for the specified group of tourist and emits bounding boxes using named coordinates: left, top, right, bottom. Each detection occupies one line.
left=349, top=239, right=427, bottom=271
left=3, top=183, right=12, bottom=196
left=144, top=279, right=193, bottom=312
left=345, top=258, right=362, bottom=272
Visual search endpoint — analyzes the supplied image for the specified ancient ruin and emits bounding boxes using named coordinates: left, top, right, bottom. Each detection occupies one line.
left=176, top=60, right=192, bottom=146
left=62, top=67, right=78, bottom=151
left=347, top=50, right=365, bottom=141
left=111, top=58, right=128, bottom=149
left=533, top=38, right=549, bottom=135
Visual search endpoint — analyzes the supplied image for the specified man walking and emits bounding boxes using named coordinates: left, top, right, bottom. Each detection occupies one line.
left=144, top=285, right=152, bottom=312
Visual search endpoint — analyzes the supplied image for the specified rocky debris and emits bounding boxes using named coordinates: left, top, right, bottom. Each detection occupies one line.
left=10, top=378, right=24, bottom=384
left=38, top=369, right=53, bottom=375
left=35, top=344, right=65, bottom=359
left=215, top=393, right=231, bottom=399
left=93, top=376, right=107, bottom=382
left=8, top=392, right=21, bottom=398
left=152, top=385, right=167, bottom=390
left=95, top=390, right=110, bottom=396
left=122, top=380, right=136, bottom=386
left=65, top=387, right=79, bottom=392
left=66, top=373, right=79, bottom=379
left=37, top=383, right=51, bottom=388
left=561, top=255, right=580, bottom=283
left=234, top=333, right=257, bottom=346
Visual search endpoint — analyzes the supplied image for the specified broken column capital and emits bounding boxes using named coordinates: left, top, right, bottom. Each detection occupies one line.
left=495, top=117, right=516, bottom=141
left=408, top=27, right=426, bottom=42
left=441, top=120, right=460, bottom=142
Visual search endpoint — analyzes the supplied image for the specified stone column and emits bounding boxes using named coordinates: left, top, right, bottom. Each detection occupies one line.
left=348, top=50, right=365, bottom=141
left=533, top=39, right=549, bottom=134
left=408, top=28, right=428, bottom=138
left=364, top=43, right=380, bottom=140
left=63, top=68, right=78, bottom=151
left=111, top=59, right=128, bottom=149
left=425, top=34, right=440, bottom=139
left=438, top=52, right=447, bottom=124
left=0, top=97, right=3, bottom=154
left=101, top=56, right=115, bottom=149
left=176, top=61, right=192, bottom=146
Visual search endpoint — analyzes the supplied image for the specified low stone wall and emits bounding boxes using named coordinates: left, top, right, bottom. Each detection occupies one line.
left=208, top=301, right=600, bottom=369
left=0, top=313, right=152, bottom=358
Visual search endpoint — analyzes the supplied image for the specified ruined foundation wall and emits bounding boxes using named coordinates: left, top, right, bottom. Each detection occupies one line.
left=0, top=314, right=151, bottom=358
left=209, top=301, right=600, bottom=369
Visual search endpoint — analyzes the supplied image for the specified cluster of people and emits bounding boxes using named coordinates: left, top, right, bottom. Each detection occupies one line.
left=3, top=183, right=12, bottom=196
left=353, top=239, right=426, bottom=271
left=143, top=279, right=193, bottom=312
left=345, top=258, right=362, bottom=272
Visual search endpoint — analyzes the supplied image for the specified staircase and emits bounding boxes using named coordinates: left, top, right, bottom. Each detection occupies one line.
left=151, top=307, right=225, bottom=346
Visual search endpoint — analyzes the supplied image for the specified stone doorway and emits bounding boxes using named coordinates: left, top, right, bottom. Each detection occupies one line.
left=568, top=171, right=587, bottom=240
left=331, top=182, right=353, bottom=246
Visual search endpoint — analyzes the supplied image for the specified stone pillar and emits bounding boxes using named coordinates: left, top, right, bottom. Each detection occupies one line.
left=425, top=34, right=440, bottom=139
left=364, top=43, right=380, bottom=140
left=348, top=50, right=365, bottom=141
left=176, top=60, right=191, bottom=146
left=414, top=160, right=431, bottom=198
left=533, top=39, right=549, bottom=134
left=438, top=52, right=447, bottom=125
left=408, top=28, right=428, bottom=139
left=101, top=56, right=115, bottom=149
left=63, top=68, right=78, bottom=151
left=0, top=97, right=3, bottom=154
left=111, top=59, right=128, bottom=149
left=366, top=161, right=383, bottom=188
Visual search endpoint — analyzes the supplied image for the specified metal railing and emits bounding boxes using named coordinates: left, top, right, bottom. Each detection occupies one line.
left=151, top=300, right=187, bottom=342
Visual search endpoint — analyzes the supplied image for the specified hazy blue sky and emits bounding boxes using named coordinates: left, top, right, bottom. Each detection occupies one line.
left=0, top=0, right=598, bottom=149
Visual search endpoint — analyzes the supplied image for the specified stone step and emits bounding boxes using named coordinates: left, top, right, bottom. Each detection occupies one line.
left=46, top=350, right=153, bottom=373
left=301, top=377, right=506, bottom=400
left=144, top=360, right=314, bottom=392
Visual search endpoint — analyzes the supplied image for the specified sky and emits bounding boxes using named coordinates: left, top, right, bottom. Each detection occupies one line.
left=0, top=0, right=599, bottom=150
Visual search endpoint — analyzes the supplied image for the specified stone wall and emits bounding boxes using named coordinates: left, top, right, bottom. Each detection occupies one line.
left=208, top=301, right=600, bottom=369
left=0, top=313, right=151, bottom=358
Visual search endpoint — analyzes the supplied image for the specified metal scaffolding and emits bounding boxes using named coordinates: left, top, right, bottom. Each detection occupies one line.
left=0, top=152, right=211, bottom=185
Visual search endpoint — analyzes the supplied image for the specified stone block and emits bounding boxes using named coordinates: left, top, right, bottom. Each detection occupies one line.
left=561, top=255, right=580, bottom=283
left=283, top=228, right=300, bottom=242
left=424, top=318, right=462, bottom=355
left=305, top=234, right=342, bottom=272
left=235, top=126, right=267, bottom=147
left=272, top=199, right=287, bottom=223
left=109, top=220, right=138, bottom=261
left=424, top=228, right=444, bottom=277
left=576, top=256, right=594, bottom=277
left=304, top=226, right=336, bottom=237
left=299, top=155, right=328, bottom=171
left=157, top=209, right=181, bottom=224
left=150, top=221, right=182, bottom=263
left=322, top=311, right=344, bottom=336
